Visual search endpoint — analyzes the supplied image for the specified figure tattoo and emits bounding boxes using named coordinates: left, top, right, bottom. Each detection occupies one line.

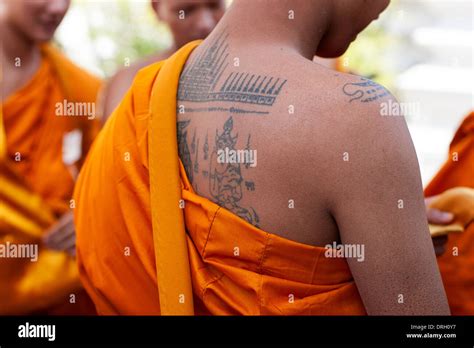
left=203, top=131, right=209, bottom=160
left=191, top=129, right=197, bottom=153
left=176, top=31, right=273, bottom=228
left=194, top=138, right=199, bottom=174
left=245, top=181, right=255, bottom=191
left=178, top=116, right=260, bottom=227
left=209, top=117, right=259, bottom=226
left=244, top=135, right=252, bottom=169
left=342, top=77, right=390, bottom=103
left=177, top=120, right=193, bottom=183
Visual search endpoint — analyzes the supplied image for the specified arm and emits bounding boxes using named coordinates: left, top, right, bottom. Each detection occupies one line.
left=328, top=94, right=449, bottom=315
left=43, top=211, right=76, bottom=257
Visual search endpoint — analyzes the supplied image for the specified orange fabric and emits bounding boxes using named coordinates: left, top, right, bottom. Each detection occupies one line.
left=74, top=41, right=366, bottom=315
left=0, top=44, right=101, bottom=314
left=148, top=47, right=194, bottom=314
left=3, top=46, right=101, bottom=213
left=425, top=111, right=474, bottom=315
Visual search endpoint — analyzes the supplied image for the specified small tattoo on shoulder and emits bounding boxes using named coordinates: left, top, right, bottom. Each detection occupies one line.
left=342, top=77, right=390, bottom=103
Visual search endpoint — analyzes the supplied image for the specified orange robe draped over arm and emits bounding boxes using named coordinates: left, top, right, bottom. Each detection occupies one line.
left=74, top=41, right=366, bottom=315
left=425, top=111, right=474, bottom=315
left=0, top=44, right=101, bottom=314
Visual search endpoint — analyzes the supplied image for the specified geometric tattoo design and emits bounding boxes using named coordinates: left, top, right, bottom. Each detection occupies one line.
left=178, top=31, right=287, bottom=107
left=177, top=120, right=194, bottom=184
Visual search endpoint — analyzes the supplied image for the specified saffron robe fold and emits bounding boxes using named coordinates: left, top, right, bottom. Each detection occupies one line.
left=425, top=111, right=474, bottom=315
left=0, top=44, right=101, bottom=314
left=74, top=40, right=366, bottom=315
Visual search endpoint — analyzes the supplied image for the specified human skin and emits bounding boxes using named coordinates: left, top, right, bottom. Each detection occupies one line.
left=174, top=0, right=450, bottom=315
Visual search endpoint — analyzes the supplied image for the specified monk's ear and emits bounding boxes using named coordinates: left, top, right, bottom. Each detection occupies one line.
left=151, top=0, right=161, bottom=18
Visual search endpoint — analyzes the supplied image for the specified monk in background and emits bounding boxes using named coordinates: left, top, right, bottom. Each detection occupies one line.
left=75, top=0, right=449, bottom=315
left=100, top=0, right=225, bottom=120
left=0, top=0, right=100, bottom=314
left=424, top=110, right=474, bottom=315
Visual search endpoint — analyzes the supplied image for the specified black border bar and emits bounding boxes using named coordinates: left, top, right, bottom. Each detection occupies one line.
left=0, top=316, right=473, bottom=345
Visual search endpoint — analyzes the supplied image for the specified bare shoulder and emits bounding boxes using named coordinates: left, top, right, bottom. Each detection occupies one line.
left=287, top=62, right=404, bottom=147
left=106, top=54, right=165, bottom=99
left=110, top=51, right=170, bottom=87
left=101, top=65, right=141, bottom=118
left=287, top=64, right=416, bottom=200
left=302, top=62, right=396, bottom=116
left=102, top=52, right=170, bottom=118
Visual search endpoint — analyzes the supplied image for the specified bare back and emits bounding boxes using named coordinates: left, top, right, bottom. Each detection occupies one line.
left=101, top=51, right=172, bottom=121
left=177, top=32, right=344, bottom=246
left=177, top=31, right=450, bottom=315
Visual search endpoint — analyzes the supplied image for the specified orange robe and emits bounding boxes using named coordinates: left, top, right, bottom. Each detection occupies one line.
left=0, top=44, right=101, bottom=314
left=74, top=41, right=366, bottom=315
left=425, top=111, right=474, bottom=315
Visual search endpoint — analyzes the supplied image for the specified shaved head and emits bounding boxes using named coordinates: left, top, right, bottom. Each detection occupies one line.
left=152, top=0, right=225, bottom=48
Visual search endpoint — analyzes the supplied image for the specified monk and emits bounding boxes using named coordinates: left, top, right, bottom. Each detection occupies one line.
left=75, top=0, right=449, bottom=315
left=0, top=0, right=100, bottom=314
left=100, top=0, right=225, bottom=120
left=425, top=111, right=474, bottom=315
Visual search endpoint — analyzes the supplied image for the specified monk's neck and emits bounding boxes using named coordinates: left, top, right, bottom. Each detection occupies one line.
left=0, top=22, right=42, bottom=99
left=0, top=22, right=41, bottom=69
left=214, top=0, right=330, bottom=61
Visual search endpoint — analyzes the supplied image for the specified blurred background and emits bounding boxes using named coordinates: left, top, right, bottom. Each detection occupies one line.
left=55, top=0, right=473, bottom=186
